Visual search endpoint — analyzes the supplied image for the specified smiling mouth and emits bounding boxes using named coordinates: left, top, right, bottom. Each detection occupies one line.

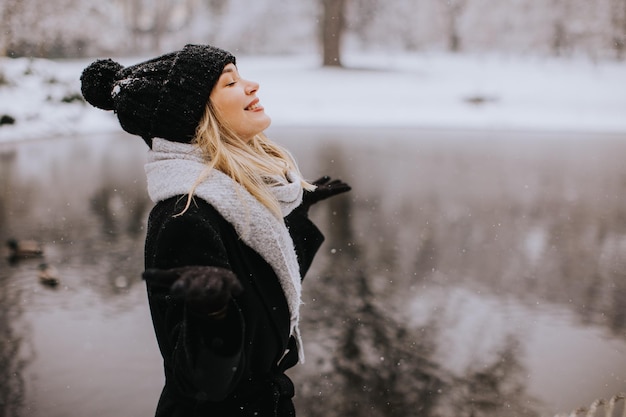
left=245, top=100, right=261, bottom=111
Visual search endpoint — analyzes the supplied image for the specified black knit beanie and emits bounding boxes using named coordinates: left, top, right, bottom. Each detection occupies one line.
left=80, top=44, right=236, bottom=146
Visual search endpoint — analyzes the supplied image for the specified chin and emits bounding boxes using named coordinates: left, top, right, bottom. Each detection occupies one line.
left=240, top=116, right=271, bottom=140
left=256, top=116, right=271, bottom=133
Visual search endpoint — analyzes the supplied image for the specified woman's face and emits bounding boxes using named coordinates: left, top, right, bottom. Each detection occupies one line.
left=209, top=63, right=271, bottom=141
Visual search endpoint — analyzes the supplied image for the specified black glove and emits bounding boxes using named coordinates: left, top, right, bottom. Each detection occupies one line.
left=142, top=266, right=243, bottom=319
left=299, top=176, right=351, bottom=213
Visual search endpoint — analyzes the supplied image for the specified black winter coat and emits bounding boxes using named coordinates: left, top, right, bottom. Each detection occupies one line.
left=144, top=195, right=324, bottom=417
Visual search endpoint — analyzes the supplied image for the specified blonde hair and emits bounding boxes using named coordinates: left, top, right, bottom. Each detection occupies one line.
left=180, top=102, right=313, bottom=218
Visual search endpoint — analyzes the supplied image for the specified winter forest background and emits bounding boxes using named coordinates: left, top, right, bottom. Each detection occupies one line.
left=2, top=0, right=626, bottom=62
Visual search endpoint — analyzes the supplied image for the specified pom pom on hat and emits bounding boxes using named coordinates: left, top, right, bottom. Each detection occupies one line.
left=80, top=44, right=236, bottom=146
left=80, top=59, right=124, bottom=110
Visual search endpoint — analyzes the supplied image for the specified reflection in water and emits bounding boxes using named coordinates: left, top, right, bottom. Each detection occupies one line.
left=280, top=128, right=626, bottom=416
left=0, top=135, right=158, bottom=417
left=1, top=129, right=626, bottom=417
left=0, top=267, right=34, bottom=417
left=292, top=142, right=539, bottom=417
left=0, top=147, right=30, bottom=417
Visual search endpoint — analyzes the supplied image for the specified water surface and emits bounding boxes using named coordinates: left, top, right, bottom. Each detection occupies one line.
left=1, top=128, right=625, bottom=417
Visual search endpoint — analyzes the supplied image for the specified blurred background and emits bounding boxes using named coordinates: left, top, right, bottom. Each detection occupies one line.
left=1, top=1, right=626, bottom=417
left=2, top=0, right=626, bottom=61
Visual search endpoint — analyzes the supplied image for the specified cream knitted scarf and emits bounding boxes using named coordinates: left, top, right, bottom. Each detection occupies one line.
left=145, top=138, right=306, bottom=362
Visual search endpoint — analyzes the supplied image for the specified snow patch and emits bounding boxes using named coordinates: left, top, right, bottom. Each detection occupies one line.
left=1, top=53, right=625, bottom=143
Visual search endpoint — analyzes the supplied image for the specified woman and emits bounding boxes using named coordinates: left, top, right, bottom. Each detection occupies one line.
left=80, top=44, right=350, bottom=416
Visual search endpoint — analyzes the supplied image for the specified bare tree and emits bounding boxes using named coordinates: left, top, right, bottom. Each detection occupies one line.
left=121, top=0, right=198, bottom=53
left=0, top=0, right=25, bottom=56
left=320, top=0, right=347, bottom=66
left=1, top=0, right=82, bottom=57
left=440, top=0, right=468, bottom=52
left=549, top=0, right=573, bottom=56
left=206, top=0, right=228, bottom=15
left=611, top=0, right=626, bottom=59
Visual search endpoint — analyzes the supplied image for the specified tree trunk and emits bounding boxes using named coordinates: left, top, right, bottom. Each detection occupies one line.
left=0, top=0, right=25, bottom=56
left=550, top=0, right=572, bottom=57
left=321, top=0, right=346, bottom=67
left=447, top=13, right=461, bottom=52
left=612, top=0, right=626, bottom=59
left=443, top=0, right=466, bottom=53
left=551, top=20, right=566, bottom=56
left=123, top=0, right=142, bottom=54
left=152, top=0, right=165, bottom=53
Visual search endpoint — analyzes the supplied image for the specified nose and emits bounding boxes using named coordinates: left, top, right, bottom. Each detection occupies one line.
left=244, top=79, right=259, bottom=95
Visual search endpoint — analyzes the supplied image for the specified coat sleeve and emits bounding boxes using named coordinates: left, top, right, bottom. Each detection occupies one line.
left=146, top=199, right=246, bottom=402
left=284, top=209, right=325, bottom=278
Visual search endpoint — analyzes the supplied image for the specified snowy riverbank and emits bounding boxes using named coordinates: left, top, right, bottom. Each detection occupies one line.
left=1, top=52, right=626, bottom=143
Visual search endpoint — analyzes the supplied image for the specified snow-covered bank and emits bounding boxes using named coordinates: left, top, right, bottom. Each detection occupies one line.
left=1, top=53, right=625, bottom=143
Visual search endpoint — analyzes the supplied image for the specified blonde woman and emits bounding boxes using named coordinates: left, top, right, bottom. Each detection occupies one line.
left=81, top=44, right=350, bottom=417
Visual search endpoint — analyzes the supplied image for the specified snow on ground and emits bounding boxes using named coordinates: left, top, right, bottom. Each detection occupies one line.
left=1, top=52, right=625, bottom=143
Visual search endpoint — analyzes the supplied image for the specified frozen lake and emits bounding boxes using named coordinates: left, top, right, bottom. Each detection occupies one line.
left=1, top=127, right=625, bottom=417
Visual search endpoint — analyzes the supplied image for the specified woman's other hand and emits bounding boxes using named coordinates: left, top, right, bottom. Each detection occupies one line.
left=143, top=266, right=243, bottom=319
left=300, top=176, right=351, bottom=212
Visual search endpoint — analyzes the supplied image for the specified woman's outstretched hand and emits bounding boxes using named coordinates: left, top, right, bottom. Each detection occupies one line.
left=300, top=176, right=351, bottom=213
left=143, top=266, right=243, bottom=319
